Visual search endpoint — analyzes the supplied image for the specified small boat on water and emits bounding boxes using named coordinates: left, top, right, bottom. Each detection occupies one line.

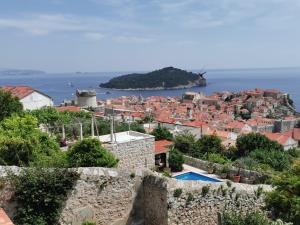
left=68, top=82, right=74, bottom=87
left=105, top=91, right=111, bottom=94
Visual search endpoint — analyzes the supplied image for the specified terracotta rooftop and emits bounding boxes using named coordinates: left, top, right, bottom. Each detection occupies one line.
left=155, top=140, right=173, bottom=154
left=1, top=86, right=51, bottom=100
left=56, top=106, right=81, bottom=112
left=0, top=208, right=14, bottom=225
left=1, top=86, right=34, bottom=99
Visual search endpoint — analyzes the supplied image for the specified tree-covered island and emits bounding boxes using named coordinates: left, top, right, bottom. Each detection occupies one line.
left=99, top=66, right=206, bottom=90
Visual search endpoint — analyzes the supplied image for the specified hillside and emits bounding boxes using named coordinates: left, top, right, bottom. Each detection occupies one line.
left=99, top=67, right=206, bottom=90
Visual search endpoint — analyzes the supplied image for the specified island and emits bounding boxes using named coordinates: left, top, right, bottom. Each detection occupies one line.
left=99, top=67, right=207, bottom=90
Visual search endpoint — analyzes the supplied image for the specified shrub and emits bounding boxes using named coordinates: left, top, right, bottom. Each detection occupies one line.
left=0, top=114, right=65, bottom=167
left=173, top=188, right=183, bottom=197
left=162, top=171, right=172, bottom=177
left=186, top=193, right=194, bottom=204
left=222, top=211, right=270, bottom=225
left=208, top=153, right=231, bottom=164
left=10, top=168, right=79, bottom=225
left=0, top=89, right=23, bottom=121
left=236, top=133, right=283, bottom=157
left=202, top=185, right=210, bottom=196
left=249, top=149, right=292, bottom=171
left=168, top=148, right=184, bottom=172
left=151, top=126, right=173, bottom=141
left=174, top=132, right=196, bottom=154
left=193, top=135, right=225, bottom=158
left=68, top=138, right=118, bottom=167
left=265, top=159, right=300, bottom=224
left=82, top=222, right=96, bottom=225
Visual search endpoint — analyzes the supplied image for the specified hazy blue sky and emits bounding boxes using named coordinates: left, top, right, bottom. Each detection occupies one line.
left=0, top=0, right=300, bottom=72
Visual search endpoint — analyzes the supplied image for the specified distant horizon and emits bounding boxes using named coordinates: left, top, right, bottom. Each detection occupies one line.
left=1, top=65, right=300, bottom=74
left=1, top=1, right=300, bottom=72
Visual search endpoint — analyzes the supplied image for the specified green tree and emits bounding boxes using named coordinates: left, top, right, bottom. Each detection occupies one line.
left=236, top=133, right=283, bottom=157
left=0, top=114, right=66, bottom=167
left=193, top=135, right=224, bottom=158
left=174, top=132, right=196, bottom=154
left=11, top=168, right=79, bottom=225
left=151, top=126, right=173, bottom=141
left=67, top=138, right=118, bottom=167
left=266, top=159, right=300, bottom=224
left=168, top=148, right=184, bottom=172
left=0, top=89, right=23, bottom=121
left=0, top=137, right=34, bottom=166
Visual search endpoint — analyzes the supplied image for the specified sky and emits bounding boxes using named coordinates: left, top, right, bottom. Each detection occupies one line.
left=0, top=0, right=300, bottom=72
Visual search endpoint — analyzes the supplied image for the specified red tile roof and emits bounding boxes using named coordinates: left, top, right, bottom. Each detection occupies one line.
left=293, top=128, right=300, bottom=141
left=1, top=86, right=51, bottom=100
left=56, top=106, right=81, bottom=112
left=262, top=132, right=291, bottom=145
left=0, top=208, right=14, bottom=225
left=1, top=86, right=34, bottom=99
left=155, top=140, right=173, bottom=154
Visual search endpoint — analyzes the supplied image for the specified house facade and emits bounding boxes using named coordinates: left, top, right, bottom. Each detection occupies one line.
left=1, top=86, right=53, bottom=110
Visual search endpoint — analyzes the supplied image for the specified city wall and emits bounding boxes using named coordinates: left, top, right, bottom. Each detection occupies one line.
left=0, top=166, right=271, bottom=225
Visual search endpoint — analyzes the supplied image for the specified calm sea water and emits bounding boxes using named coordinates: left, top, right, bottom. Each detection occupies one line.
left=0, top=67, right=299, bottom=111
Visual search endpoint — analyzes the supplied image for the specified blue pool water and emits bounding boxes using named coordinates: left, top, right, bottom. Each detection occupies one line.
left=175, top=172, right=221, bottom=182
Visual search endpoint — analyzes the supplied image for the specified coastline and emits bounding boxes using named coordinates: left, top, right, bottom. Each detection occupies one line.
left=100, top=83, right=207, bottom=91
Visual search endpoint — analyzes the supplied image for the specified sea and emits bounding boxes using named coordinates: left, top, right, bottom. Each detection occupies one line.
left=0, top=67, right=299, bottom=111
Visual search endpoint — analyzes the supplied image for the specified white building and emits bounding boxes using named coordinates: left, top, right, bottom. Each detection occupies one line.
left=2, top=86, right=53, bottom=110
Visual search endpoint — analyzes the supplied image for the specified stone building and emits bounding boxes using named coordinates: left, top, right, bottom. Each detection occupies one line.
left=99, top=131, right=155, bottom=170
left=76, top=89, right=97, bottom=108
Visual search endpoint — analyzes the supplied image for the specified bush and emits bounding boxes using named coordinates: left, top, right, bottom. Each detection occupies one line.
left=151, top=126, right=173, bottom=141
left=222, top=211, right=270, bottom=225
left=193, top=135, right=225, bottom=158
left=236, top=133, right=283, bottom=157
left=265, top=159, right=300, bottom=224
left=0, top=89, right=23, bottom=121
left=249, top=149, right=292, bottom=171
left=174, top=132, right=196, bottom=154
left=67, top=138, right=118, bottom=167
left=168, top=148, right=184, bottom=172
left=208, top=153, right=231, bottom=164
left=202, top=185, right=210, bottom=196
left=82, top=222, right=96, bottom=225
left=173, top=188, right=183, bottom=197
left=10, top=168, right=79, bottom=225
left=0, top=114, right=66, bottom=167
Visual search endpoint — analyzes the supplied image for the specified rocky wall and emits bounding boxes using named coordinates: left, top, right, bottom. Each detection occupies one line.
left=184, top=155, right=268, bottom=184
left=106, top=137, right=155, bottom=170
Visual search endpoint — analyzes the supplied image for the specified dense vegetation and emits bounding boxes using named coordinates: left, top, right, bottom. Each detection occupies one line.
left=222, top=211, right=292, bottom=225
left=266, top=159, right=300, bottom=225
left=68, top=138, right=118, bottom=167
left=0, top=89, right=23, bottom=121
left=0, top=114, right=67, bottom=167
left=168, top=148, right=184, bottom=172
left=174, top=132, right=299, bottom=173
left=9, top=168, right=79, bottom=225
left=151, top=126, right=173, bottom=141
left=99, top=67, right=206, bottom=89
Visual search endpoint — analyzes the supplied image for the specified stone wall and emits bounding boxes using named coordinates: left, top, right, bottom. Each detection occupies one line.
left=106, top=136, right=155, bottom=170
left=143, top=176, right=168, bottom=225
left=167, top=179, right=271, bottom=225
left=0, top=166, right=271, bottom=225
left=184, top=155, right=269, bottom=184
left=142, top=174, right=271, bottom=225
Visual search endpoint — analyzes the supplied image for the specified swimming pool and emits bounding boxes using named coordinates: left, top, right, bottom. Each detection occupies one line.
left=175, top=172, right=221, bottom=182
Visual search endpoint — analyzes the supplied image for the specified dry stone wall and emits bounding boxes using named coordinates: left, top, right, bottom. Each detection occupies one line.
left=0, top=166, right=271, bottom=225
left=106, top=137, right=155, bottom=170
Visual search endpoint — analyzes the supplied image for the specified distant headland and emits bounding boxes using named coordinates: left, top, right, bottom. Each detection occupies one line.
left=99, top=67, right=207, bottom=90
